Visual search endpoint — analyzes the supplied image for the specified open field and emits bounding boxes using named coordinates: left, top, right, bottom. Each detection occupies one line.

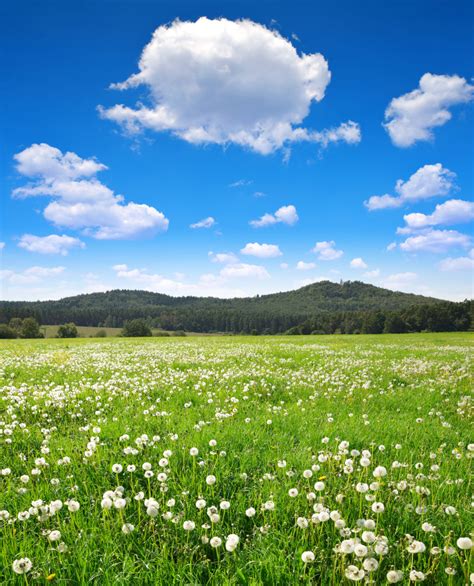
left=39, top=325, right=221, bottom=338
left=40, top=325, right=123, bottom=338
left=0, top=333, right=472, bottom=584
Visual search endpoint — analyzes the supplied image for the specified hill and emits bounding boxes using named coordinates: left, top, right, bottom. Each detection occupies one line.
left=1, top=280, right=471, bottom=334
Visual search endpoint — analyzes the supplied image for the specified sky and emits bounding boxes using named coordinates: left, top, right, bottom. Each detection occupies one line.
left=1, top=0, right=473, bottom=302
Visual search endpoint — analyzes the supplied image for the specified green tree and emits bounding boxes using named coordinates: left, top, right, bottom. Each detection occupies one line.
left=20, top=317, right=43, bottom=339
left=57, top=323, right=78, bottom=338
left=384, top=314, right=407, bottom=333
left=122, top=319, right=152, bottom=337
left=0, top=324, right=17, bottom=339
left=8, top=317, right=23, bottom=333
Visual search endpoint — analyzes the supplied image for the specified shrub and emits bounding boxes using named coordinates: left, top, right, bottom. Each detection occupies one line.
left=0, top=324, right=17, bottom=339
left=95, top=329, right=107, bottom=338
left=20, top=317, right=43, bottom=339
left=122, top=319, right=152, bottom=337
left=57, top=323, right=79, bottom=338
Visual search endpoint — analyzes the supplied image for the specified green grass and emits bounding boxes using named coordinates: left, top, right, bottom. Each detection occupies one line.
left=40, top=325, right=218, bottom=338
left=41, top=325, right=123, bottom=338
left=0, top=333, right=472, bottom=584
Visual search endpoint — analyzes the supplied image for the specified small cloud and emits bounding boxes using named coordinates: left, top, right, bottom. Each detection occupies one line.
left=399, top=228, right=471, bottom=253
left=208, top=251, right=239, bottom=264
left=240, top=242, right=282, bottom=258
left=364, top=163, right=456, bottom=211
left=384, top=73, right=474, bottom=147
left=312, top=240, right=343, bottom=261
left=387, top=242, right=397, bottom=251
left=250, top=205, right=298, bottom=228
left=438, top=253, right=474, bottom=271
left=220, top=263, right=270, bottom=279
left=18, top=234, right=85, bottom=256
left=190, top=216, right=216, bottom=229
left=229, top=179, right=253, bottom=188
left=296, top=261, right=316, bottom=270
left=350, top=257, right=368, bottom=269
left=402, top=199, right=474, bottom=230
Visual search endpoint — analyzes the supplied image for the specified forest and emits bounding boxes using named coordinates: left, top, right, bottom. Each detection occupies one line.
left=0, top=281, right=471, bottom=334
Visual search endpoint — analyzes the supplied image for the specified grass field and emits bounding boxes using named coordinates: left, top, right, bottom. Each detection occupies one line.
left=39, top=325, right=220, bottom=338
left=40, top=325, right=123, bottom=338
left=0, top=333, right=472, bottom=584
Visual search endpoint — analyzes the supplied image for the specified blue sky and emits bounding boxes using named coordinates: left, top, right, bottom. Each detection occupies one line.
left=1, top=0, right=473, bottom=301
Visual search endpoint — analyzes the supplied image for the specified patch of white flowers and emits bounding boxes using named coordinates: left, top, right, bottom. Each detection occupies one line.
left=0, top=338, right=471, bottom=582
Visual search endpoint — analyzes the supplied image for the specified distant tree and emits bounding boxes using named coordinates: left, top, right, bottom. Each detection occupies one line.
left=0, top=324, right=17, bottom=339
left=362, top=311, right=385, bottom=334
left=172, top=330, right=186, bottom=337
left=384, top=314, right=407, bottom=334
left=95, top=329, right=107, bottom=337
left=20, top=317, right=43, bottom=339
left=122, top=319, right=152, bottom=337
left=8, top=317, right=23, bottom=333
left=57, top=323, right=78, bottom=338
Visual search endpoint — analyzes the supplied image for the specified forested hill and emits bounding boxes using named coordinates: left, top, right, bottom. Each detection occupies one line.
left=2, top=280, right=470, bottom=334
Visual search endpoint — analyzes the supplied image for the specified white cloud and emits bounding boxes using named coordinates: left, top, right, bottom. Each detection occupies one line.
left=190, top=216, right=216, bottom=229
left=240, top=242, right=282, bottom=258
left=13, top=143, right=169, bottom=239
left=1, top=265, right=65, bottom=286
left=399, top=229, right=471, bottom=253
left=220, top=263, right=270, bottom=279
left=309, top=121, right=361, bottom=148
left=113, top=263, right=275, bottom=297
left=208, top=251, right=239, bottom=264
left=365, top=163, right=456, bottom=211
left=439, top=253, right=474, bottom=271
left=384, top=73, right=474, bottom=147
left=350, top=257, right=368, bottom=269
left=387, top=242, right=397, bottom=251
left=403, top=199, right=474, bottom=230
left=383, top=272, right=418, bottom=292
left=280, top=262, right=289, bottom=269
left=99, top=17, right=360, bottom=154
left=364, top=269, right=380, bottom=277
left=250, top=204, right=298, bottom=228
left=229, top=179, right=253, bottom=188
left=0, top=242, right=5, bottom=250
left=18, top=234, right=85, bottom=256
left=312, top=240, right=343, bottom=261
left=296, top=260, right=316, bottom=270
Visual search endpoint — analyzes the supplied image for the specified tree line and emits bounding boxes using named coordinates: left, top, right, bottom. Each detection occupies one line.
left=1, top=300, right=471, bottom=337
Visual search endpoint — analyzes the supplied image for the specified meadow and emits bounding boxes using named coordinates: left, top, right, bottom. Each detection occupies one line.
left=0, top=333, right=472, bottom=584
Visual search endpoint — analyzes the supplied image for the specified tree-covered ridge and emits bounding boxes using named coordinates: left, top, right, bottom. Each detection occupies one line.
left=2, top=280, right=469, bottom=335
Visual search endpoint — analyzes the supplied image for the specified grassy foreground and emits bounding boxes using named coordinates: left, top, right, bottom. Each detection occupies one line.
left=0, top=333, right=472, bottom=584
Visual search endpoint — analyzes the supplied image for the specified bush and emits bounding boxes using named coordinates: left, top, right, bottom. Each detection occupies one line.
left=57, top=323, right=78, bottom=338
left=95, top=329, right=107, bottom=338
left=0, top=324, right=17, bottom=339
left=20, top=317, right=43, bottom=339
left=154, top=331, right=170, bottom=337
left=8, top=318, right=23, bottom=334
left=122, top=319, right=152, bottom=337
left=172, top=330, right=186, bottom=337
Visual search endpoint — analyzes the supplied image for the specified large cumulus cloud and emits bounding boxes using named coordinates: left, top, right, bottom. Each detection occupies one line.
left=99, top=18, right=360, bottom=154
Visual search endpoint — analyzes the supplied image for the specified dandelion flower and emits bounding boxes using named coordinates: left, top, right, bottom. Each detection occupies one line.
left=12, top=558, right=32, bottom=575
